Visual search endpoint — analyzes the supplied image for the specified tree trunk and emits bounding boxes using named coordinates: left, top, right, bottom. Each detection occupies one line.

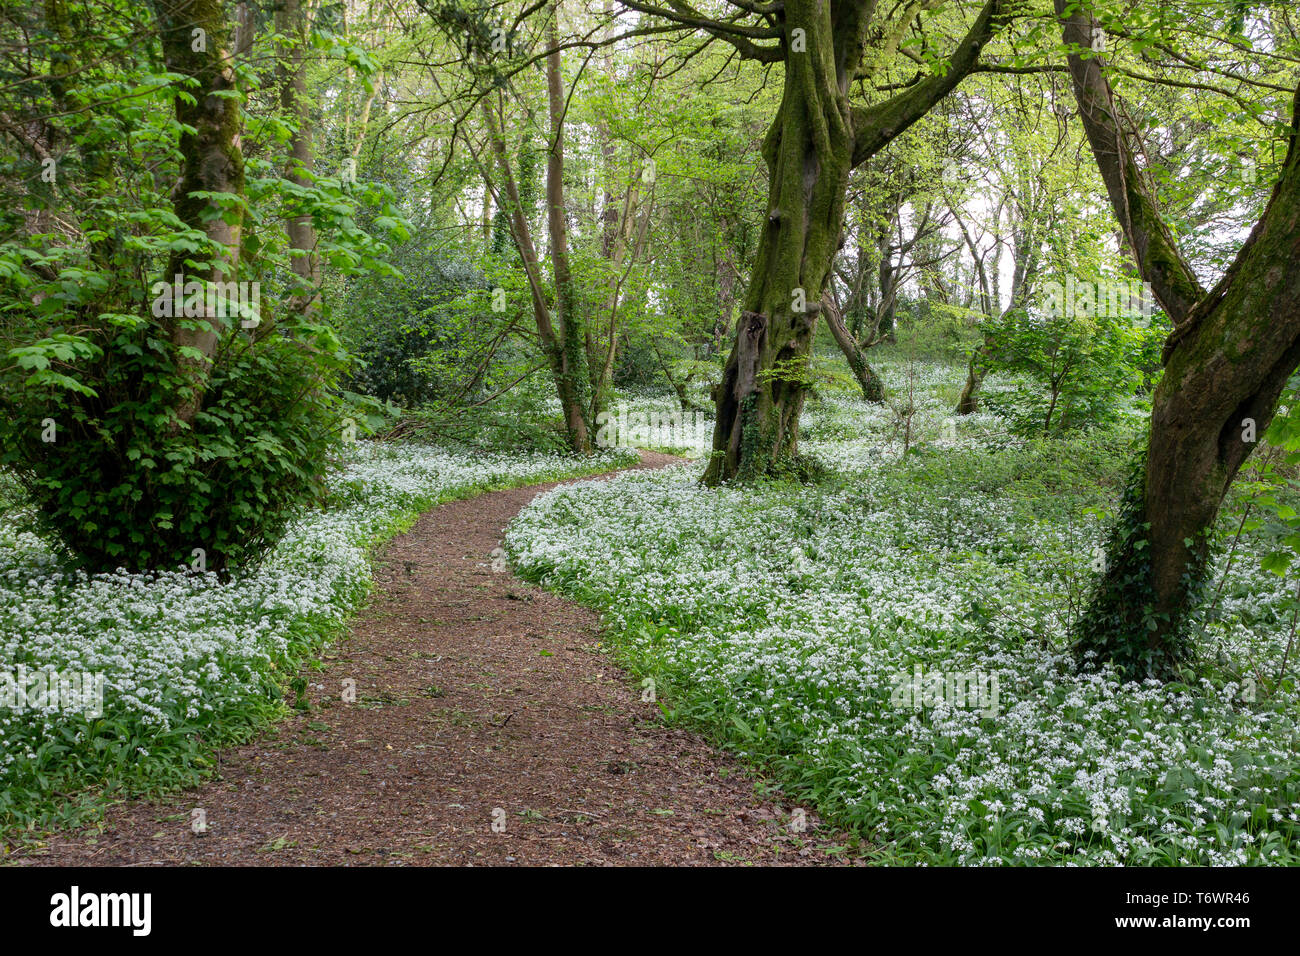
left=955, top=204, right=1039, bottom=415
left=702, top=0, right=1006, bottom=484
left=956, top=350, right=986, bottom=415
left=875, top=227, right=900, bottom=343
left=1057, top=0, right=1300, bottom=677
left=276, top=0, right=320, bottom=317
left=152, top=0, right=245, bottom=426
left=701, top=30, right=853, bottom=484
left=544, top=5, right=591, bottom=452
left=1080, top=154, right=1300, bottom=674
left=824, top=293, right=884, bottom=402
left=479, top=8, right=590, bottom=455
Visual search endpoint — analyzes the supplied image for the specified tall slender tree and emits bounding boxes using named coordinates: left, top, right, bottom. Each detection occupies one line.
left=151, top=0, right=247, bottom=425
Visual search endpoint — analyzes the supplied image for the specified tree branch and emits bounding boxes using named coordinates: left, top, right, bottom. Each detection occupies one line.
left=850, top=0, right=1011, bottom=169
left=1054, top=0, right=1204, bottom=325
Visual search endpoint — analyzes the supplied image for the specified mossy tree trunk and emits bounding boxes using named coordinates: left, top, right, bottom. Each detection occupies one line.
left=703, top=23, right=853, bottom=482
left=276, top=0, right=320, bottom=317
left=1058, top=0, right=1300, bottom=677
left=543, top=6, right=592, bottom=453
left=955, top=244, right=1037, bottom=415
left=152, top=0, right=245, bottom=426
left=824, top=292, right=884, bottom=402
left=702, top=0, right=1008, bottom=484
left=955, top=352, right=986, bottom=415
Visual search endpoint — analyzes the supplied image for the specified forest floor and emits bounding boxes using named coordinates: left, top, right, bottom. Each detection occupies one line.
left=13, top=451, right=862, bottom=866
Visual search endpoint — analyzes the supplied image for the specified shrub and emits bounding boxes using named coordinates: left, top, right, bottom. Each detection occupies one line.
left=0, top=320, right=350, bottom=575
left=979, top=305, right=1161, bottom=437
left=337, top=253, right=488, bottom=406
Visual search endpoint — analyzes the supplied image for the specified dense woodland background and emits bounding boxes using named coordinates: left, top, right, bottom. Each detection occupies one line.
left=2, top=0, right=1300, bottom=864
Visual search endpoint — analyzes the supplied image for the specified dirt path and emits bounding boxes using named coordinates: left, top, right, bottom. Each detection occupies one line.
left=16, top=452, right=859, bottom=866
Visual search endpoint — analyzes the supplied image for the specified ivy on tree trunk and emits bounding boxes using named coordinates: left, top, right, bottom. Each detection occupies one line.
left=152, top=0, right=246, bottom=427
left=1058, top=0, right=1300, bottom=678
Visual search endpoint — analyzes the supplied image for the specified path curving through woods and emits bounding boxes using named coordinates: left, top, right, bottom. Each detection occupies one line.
left=16, top=451, right=859, bottom=866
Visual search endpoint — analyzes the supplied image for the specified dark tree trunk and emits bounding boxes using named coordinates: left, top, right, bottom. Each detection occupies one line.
left=702, top=0, right=1007, bottom=484
left=955, top=202, right=1039, bottom=415
left=1058, top=0, right=1300, bottom=677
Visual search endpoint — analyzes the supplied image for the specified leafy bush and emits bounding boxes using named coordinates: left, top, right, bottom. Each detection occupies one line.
left=337, top=251, right=491, bottom=406
left=979, top=305, right=1160, bottom=437
left=892, top=300, right=981, bottom=362
left=0, top=11, right=405, bottom=578
left=0, top=320, right=350, bottom=574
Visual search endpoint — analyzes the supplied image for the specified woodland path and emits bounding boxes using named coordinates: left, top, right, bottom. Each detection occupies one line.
left=18, top=452, right=858, bottom=866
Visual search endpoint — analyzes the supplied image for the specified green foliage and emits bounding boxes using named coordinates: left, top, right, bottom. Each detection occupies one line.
left=979, top=301, right=1162, bottom=437
left=337, top=254, right=488, bottom=406
left=0, top=1, right=405, bottom=574
left=339, top=389, right=402, bottom=438
left=0, top=319, right=351, bottom=574
left=394, top=385, right=574, bottom=455
left=1248, top=377, right=1300, bottom=579
left=893, top=302, right=979, bottom=362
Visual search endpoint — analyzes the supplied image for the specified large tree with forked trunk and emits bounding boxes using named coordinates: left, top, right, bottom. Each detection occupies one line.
left=1056, top=0, right=1300, bottom=678
left=620, top=0, right=1020, bottom=482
